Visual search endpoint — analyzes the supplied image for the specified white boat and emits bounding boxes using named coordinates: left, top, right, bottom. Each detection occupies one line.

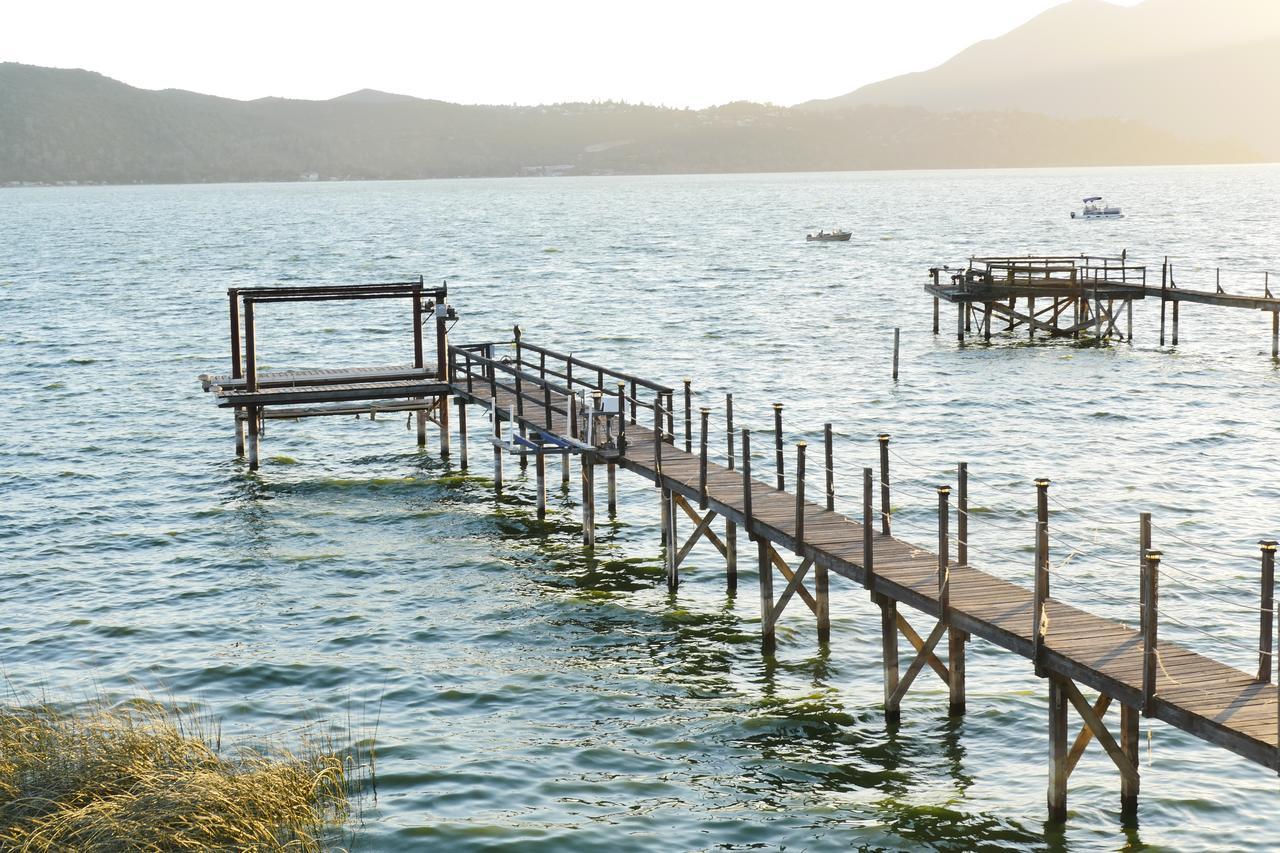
left=1070, top=197, right=1124, bottom=219
left=806, top=229, right=852, bottom=242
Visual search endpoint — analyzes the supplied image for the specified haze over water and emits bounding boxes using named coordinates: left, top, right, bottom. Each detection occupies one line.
left=3, top=164, right=1279, bottom=850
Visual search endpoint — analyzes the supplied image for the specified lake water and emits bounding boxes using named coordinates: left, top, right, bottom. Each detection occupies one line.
left=3, top=166, right=1279, bottom=850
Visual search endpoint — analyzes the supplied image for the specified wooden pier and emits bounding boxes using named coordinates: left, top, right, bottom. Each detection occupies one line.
left=201, top=283, right=1280, bottom=825
left=927, top=254, right=1280, bottom=356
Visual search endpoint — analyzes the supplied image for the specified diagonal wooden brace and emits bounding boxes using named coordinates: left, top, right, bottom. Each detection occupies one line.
left=896, top=612, right=950, bottom=685
left=673, top=494, right=727, bottom=562
left=1055, top=676, right=1139, bottom=788
left=764, top=541, right=818, bottom=615
left=770, top=557, right=814, bottom=625
left=888, top=620, right=948, bottom=708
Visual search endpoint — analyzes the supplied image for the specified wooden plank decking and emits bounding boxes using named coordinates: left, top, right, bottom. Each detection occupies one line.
left=456, top=378, right=1280, bottom=772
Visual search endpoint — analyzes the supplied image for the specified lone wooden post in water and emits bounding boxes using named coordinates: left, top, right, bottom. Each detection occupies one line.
left=892, top=327, right=900, bottom=379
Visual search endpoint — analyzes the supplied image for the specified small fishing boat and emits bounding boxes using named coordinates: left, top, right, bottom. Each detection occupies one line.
left=1070, top=197, right=1124, bottom=219
left=806, top=229, right=852, bottom=242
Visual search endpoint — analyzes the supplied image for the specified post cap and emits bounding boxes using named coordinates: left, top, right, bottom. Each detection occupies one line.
left=796, top=440, right=808, bottom=448
left=937, top=485, right=951, bottom=495
left=700, top=407, right=711, bottom=415
left=1034, top=478, right=1051, bottom=488
left=683, top=377, right=692, bottom=385
left=1261, top=540, right=1278, bottom=551
left=591, top=389, right=603, bottom=398
left=1145, top=549, right=1163, bottom=561
left=877, top=433, right=890, bottom=442
left=773, top=402, right=784, bottom=410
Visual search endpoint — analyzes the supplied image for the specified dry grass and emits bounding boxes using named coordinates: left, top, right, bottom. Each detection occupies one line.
left=0, top=699, right=353, bottom=852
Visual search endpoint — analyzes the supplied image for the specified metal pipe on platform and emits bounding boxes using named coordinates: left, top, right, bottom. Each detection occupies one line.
left=794, top=442, right=807, bottom=551
left=1033, top=478, right=1050, bottom=676
left=863, top=467, right=875, bottom=588
left=773, top=403, right=784, bottom=490
left=683, top=379, right=693, bottom=453
left=878, top=434, right=891, bottom=535
left=824, top=423, right=834, bottom=512
left=937, top=485, right=951, bottom=615
left=1260, top=540, right=1276, bottom=683
left=698, top=407, right=710, bottom=509
left=1142, top=549, right=1161, bottom=716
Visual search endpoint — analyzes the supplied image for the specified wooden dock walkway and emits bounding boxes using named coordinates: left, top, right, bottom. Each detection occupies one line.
left=201, top=282, right=1280, bottom=825
left=446, top=333, right=1280, bottom=823
left=926, top=254, right=1280, bottom=356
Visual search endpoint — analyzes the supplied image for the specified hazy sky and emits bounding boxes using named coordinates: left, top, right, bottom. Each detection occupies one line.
left=5, top=0, right=1142, bottom=106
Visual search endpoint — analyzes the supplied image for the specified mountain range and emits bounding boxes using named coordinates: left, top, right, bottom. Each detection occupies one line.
left=1, top=0, right=1274, bottom=185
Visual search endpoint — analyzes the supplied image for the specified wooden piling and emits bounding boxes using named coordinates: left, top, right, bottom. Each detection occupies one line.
left=878, top=434, right=891, bottom=535
left=244, top=299, right=259, bottom=470
left=1142, top=549, right=1161, bottom=717
left=956, top=302, right=965, bottom=342
left=1260, top=541, right=1276, bottom=682
left=816, top=557, right=830, bottom=646
left=1048, top=677, right=1069, bottom=823
left=892, top=327, right=900, bottom=379
left=1272, top=311, right=1278, bottom=359
left=932, top=296, right=939, bottom=334
left=1172, top=300, right=1180, bottom=346
left=725, top=393, right=737, bottom=591
left=1120, top=703, right=1139, bottom=818
left=949, top=628, right=966, bottom=717
left=581, top=459, right=595, bottom=548
left=758, top=537, right=775, bottom=653
left=457, top=398, right=469, bottom=469
left=880, top=594, right=900, bottom=721
left=773, top=403, right=785, bottom=490
left=607, top=463, right=617, bottom=516
left=235, top=415, right=245, bottom=457
left=1028, top=296, right=1036, bottom=340
left=535, top=446, right=547, bottom=520
left=1127, top=299, right=1134, bottom=343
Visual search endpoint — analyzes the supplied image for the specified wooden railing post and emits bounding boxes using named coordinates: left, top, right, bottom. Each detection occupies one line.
left=1033, top=478, right=1050, bottom=676
left=794, top=442, right=807, bottom=550
left=937, top=485, right=951, bottom=614
left=1142, top=549, right=1161, bottom=716
left=629, top=378, right=637, bottom=424
left=957, top=461, right=968, bottom=565
left=863, top=467, right=875, bottom=588
left=823, top=423, right=835, bottom=512
left=653, top=393, right=663, bottom=485
left=1260, top=540, right=1276, bottom=682
left=615, top=382, right=627, bottom=453
left=772, top=403, right=785, bottom=490
left=698, top=407, right=710, bottom=509
left=878, top=433, right=891, bottom=535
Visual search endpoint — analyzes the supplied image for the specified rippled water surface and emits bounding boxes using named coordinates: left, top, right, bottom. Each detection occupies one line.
left=3, top=167, right=1280, bottom=850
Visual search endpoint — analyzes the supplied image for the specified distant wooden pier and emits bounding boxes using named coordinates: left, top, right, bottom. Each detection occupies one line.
left=201, top=281, right=1280, bottom=825
left=927, top=254, right=1280, bottom=355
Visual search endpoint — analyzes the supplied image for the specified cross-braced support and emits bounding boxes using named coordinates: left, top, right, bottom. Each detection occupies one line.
left=755, top=539, right=827, bottom=651
left=879, top=608, right=967, bottom=721
left=1046, top=674, right=1140, bottom=823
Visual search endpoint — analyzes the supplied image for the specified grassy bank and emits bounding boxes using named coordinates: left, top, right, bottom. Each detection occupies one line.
left=0, top=699, right=353, bottom=851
